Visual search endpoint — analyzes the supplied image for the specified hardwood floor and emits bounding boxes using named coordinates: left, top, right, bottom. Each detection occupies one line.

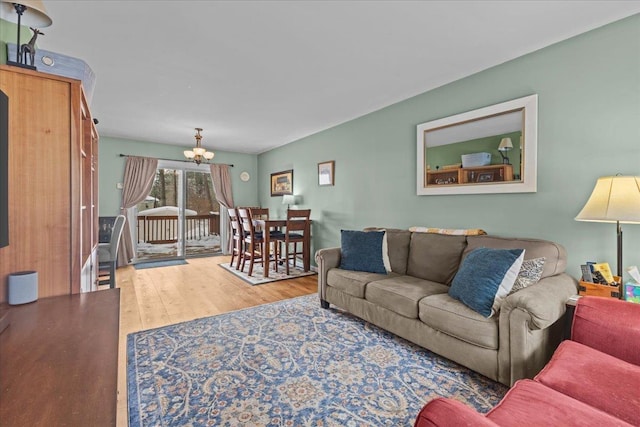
left=113, top=255, right=318, bottom=427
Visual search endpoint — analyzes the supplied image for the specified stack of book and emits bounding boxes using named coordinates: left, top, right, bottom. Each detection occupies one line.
left=578, top=262, right=621, bottom=298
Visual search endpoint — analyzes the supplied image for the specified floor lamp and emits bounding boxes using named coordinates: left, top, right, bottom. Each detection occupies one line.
left=575, top=176, right=640, bottom=298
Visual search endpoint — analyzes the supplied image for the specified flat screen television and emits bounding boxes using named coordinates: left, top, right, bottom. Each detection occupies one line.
left=0, top=89, right=8, bottom=248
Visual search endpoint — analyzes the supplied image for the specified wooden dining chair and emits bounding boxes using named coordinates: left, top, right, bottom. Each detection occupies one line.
left=253, top=207, right=287, bottom=266
left=249, top=207, right=269, bottom=220
left=275, top=209, right=311, bottom=275
left=249, top=207, right=269, bottom=233
left=228, top=208, right=243, bottom=270
left=237, top=208, right=264, bottom=276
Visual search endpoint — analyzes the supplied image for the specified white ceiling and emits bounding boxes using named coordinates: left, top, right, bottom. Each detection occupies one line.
left=27, top=1, right=640, bottom=154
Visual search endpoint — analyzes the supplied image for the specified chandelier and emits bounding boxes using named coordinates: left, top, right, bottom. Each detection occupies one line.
left=184, top=128, right=214, bottom=165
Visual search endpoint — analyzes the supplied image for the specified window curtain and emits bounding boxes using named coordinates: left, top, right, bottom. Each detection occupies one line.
left=209, top=164, right=235, bottom=254
left=118, top=156, right=158, bottom=265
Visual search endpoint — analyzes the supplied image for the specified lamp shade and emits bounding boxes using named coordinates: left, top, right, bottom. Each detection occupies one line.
left=498, top=137, right=513, bottom=151
left=282, top=195, right=295, bottom=205
left=0, top=0, right=52, bottom=27
left=575, top=176, right=640, bottom=224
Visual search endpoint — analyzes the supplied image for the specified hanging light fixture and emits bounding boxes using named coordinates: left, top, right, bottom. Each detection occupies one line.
left=184, top=128, right=214, bottom=165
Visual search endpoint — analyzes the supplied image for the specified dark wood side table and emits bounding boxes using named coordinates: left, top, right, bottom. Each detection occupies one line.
left=0, top=288, right=120, bottom=426
left=564, top=295, right=581, bottom=340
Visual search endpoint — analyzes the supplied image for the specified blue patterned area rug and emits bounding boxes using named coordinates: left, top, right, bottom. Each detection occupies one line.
left=127, top=295, right=507, bottom=426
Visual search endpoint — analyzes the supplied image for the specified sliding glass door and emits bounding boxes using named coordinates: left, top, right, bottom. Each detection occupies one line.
left=135, top=161, right=221, bottom=262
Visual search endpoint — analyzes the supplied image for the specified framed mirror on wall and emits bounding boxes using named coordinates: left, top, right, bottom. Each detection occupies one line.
left=416, top=94, right=538, bottom=195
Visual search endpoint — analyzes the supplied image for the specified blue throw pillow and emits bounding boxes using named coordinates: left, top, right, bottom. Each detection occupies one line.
left=449, top=247, right=525, bottom=317
left=340, top=230, right=388, bottom=274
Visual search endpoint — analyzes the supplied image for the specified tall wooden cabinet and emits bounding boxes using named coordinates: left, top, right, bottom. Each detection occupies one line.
left=0, top=65, right=98, bottom=303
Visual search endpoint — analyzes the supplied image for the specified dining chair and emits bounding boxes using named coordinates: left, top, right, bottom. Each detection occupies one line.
left=249, top=207, right=269, bottom=220
left=228, top=208, right=243, bottom=270
left=275, top=209, right=311, bottom=275
left=97, top=215, right=126, bottom=288
left=237, top=208, right=265, bottom=276
left=249, top=207, right=269, bottom=233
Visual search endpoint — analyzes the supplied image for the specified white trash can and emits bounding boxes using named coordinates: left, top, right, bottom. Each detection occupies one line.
left=8, top=271, right=38, bottom=305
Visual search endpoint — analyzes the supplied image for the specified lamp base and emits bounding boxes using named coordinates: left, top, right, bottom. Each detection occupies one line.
left=6, top=60, right=36, bottom=71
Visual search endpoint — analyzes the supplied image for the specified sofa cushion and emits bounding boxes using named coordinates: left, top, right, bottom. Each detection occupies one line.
left=363, top=228, right=412, bottom=274
left=406, top=233, right=467, bottom=284
left=414, top=398, right=499, bottom=427
left=572, top=296, right=640, bottom=366
left=365, top=276, right=449, bottom=319
left=449, top=248, right=525, bottom=317
left=339, top=230, right=387, bottom=274
left=326, top=269, right=393, bottom=299
left=487, top=380, right=632, bottom=426
left=419, top=293, right=499, bottom=350
left=386, top=229, right=412, bottom=274
left=465, top=235, right=566, bottom=279
left=535, top=340, right=640, bottom=425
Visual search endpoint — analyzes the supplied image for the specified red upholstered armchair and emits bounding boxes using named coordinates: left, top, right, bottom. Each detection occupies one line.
left=414, top=296, right=640, bottom=426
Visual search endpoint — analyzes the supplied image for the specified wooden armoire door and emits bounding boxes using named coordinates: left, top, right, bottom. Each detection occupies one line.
left=0, top=65, right=87, bottom=301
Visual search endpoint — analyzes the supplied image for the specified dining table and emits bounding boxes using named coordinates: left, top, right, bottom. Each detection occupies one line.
left=253, top=218, right=312, bottom=278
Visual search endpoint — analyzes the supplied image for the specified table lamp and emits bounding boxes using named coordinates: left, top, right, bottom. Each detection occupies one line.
left=282, top=195, right=295, bottom=211
left=498, top=138, right=513, bottom=164
left=0, top=0, right=52, bottom=69
left=575, top=175, right=640, bottom=295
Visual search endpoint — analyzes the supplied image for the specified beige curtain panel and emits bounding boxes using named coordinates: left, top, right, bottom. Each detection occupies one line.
left=209, top=164, right=235, bottom=254
left=118, top=156, right=158, bottom=265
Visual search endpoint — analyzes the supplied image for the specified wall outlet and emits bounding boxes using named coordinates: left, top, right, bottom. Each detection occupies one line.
left=116, top=183, right=123, bottom=189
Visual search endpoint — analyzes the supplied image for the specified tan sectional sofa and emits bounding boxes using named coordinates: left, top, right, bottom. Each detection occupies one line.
left=315, top=229, right=578, bottom=386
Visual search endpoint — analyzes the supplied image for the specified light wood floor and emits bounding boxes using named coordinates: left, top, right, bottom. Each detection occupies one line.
left=114, top=256, right=318, bottom=427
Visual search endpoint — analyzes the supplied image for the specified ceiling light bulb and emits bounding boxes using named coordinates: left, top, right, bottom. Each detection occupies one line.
left=184, top=150, right=195, bottom=159
left=193, top=147, right=206, bottom=156
left=203, top=151, right=214, bottom=160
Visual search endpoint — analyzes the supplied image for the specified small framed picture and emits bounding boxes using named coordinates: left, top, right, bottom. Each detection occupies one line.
left=270, top=169, right=293, bottom=196
left=318, top=161, right=335, bottom=186
left=477, top=172, right=494, bottom=182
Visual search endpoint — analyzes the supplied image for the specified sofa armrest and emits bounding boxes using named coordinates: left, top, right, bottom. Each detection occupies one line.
left=572, top=296, right=640, bottom=366
left=414, top=398, right=498, bottom=427
left=502, top=273, right=578, bottom=331
left=498, top=273, right=578, bottom=385
left=315, top=247, right=341, bottom=302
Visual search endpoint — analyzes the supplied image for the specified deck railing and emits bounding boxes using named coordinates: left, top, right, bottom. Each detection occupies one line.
left=137, top=213, right=220, bottom=244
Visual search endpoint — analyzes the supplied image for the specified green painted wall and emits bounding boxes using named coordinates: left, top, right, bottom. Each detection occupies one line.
left=258, top=14, right=640, bottom=280
left=98, top=137, right=259, bottom=215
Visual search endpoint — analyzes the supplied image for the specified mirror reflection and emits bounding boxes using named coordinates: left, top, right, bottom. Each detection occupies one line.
left=425, top=109, right=523, bottom=186
left=416, top=94, right=537, bottom=196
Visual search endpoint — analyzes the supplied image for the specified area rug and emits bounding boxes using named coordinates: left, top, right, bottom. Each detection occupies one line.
left=127, top=295, right=507, bottom=426
left=218, top=261, right=316, bottom=285
left=134, top=259, right=188, bottom=270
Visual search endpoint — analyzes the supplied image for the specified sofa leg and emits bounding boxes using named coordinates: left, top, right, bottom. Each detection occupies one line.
left=320, top=299, right=329, bottom=309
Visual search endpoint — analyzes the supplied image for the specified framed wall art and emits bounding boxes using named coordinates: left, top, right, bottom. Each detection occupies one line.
left=270, top=169, right=293, bottom=196
left=318, top=160, right=335, bottom=186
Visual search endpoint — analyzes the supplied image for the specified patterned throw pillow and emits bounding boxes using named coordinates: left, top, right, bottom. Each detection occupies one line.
left=510, top=257, right=546, bottom=294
